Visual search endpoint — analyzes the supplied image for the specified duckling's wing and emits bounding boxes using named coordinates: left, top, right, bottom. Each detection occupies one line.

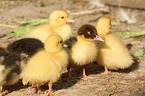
left=64, top=37, right=77, bottom=48
left=7, top=38, right=44, bottom=57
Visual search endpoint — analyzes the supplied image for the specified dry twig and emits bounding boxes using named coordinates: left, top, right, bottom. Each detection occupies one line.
left=0, top=24, right=18, bottom=28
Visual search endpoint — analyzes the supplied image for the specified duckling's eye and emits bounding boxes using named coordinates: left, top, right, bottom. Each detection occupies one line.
left=88, top=31, right=94, bottom=34
left=59, top=41, right=62, bottom=43
left=61, top=17, right=64, bottom=19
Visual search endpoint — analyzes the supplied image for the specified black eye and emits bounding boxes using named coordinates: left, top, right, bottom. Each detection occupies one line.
left=59, top=41, right=62, bottom=43
left=61, top=17, right=64, bottom=19
left=88, top=31, right=94, bottom=34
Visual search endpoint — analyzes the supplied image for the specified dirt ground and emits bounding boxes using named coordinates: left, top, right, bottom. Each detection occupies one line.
left=0, top=0, right=145, bottom=96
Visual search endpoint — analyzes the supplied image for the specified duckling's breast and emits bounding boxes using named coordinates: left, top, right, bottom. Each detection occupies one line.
left=20, top=50, right=61, bottom=85
left=49, top=49, right=69, bottom=72
left=71, top=41, right=98, bottom=66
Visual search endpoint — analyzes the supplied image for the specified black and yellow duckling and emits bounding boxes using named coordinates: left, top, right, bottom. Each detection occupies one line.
left=67, top=24, right=104, bottom=79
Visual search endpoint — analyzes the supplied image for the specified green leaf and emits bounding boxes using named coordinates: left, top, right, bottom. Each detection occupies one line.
left=14, top=19, right=48, bottom=26
left=7, top=25, right=34, bottom=37
left=115, top=29, right=145, bottom=39
left=8, top=19, right=48, bottom=37
left=30, top=19, right=48, bottom=26
left=133, top=48, right=145, bottom=57
left=14, top=21, right=29, bottom=26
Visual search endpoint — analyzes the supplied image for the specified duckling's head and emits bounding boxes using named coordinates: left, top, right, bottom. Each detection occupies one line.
left=96, top=16, right=111, bottom=37
left=44, top=35, right=63, bottom=52
left=78, top=24, right=104, bottom=42
left=49, top=10, right=75, bottom=27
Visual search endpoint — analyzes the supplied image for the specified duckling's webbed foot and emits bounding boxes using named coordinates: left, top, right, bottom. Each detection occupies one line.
left=81, top=66, right=93, bottom=79
left=36, top=85, right=48, bottom=94
left=67, top=64, right=72, bottom=82
left=36, top=82, right=53, bottom=95
left=47, top=82, right=52, bottom=96
left=82, top=66, right=87, bottom=78
left=101, top=66, right=111, bottom=74
left=0, top=86, right=8, bottom=96
left=36, top=85, right=42, bottom=94
left=0, top=90, right=8, bottom=96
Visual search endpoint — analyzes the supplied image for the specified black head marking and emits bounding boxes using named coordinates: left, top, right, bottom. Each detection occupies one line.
left=78, top=24, right=97, bottom=39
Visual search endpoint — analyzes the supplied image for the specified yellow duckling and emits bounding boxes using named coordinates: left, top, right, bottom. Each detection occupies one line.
left=68, top=24, right=104, bottom=79
left=20, top=35, right=69, bottom=95
left=24, top=10, right=75, bottom=43
left=96, top=16, right=133, bottom=74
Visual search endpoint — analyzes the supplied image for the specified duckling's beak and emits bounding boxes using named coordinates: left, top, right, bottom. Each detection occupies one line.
left=94, top=35, right=104, bottom=42
left=67, top=18, right=75, bottom=23
left=63, top=44, right=68, bottom=47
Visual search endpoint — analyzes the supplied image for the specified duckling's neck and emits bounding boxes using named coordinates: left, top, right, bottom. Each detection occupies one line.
left=51, top=24, right=65, bottom=28
left=45, top=49, right=63, bottom=53
left=44, top=44, right=63, bottom=53
left=98, top=29, right=111, bottom=37
left=50, top=24, right=65, bottom=32
left=99, top=32, right=111, bottom=37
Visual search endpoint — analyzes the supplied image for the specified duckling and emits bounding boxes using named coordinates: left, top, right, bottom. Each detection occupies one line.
left=7, top=38, right=44, bottom=57
left=67, top=24, right=104, bottom=79
left=0, top=47, right=27, bottom=96
left=96, top=16, right=133, bottom=74
left=24, top=10, right=75, bottom=43
left=20, top=35, right=69, bottom=95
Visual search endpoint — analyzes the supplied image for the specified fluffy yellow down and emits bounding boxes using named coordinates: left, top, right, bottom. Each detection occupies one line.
left=70, top=36, right=98, bottom=66
left=96, top=16, right=133, bottom=70
left=20, top=49, right=68, bottom=86
left=24, top=10, right=72, bottom=43
left=97, top=33, right=133, bottom=70
left=55, top=24, right=72, bottom=41
left=20, top=35, right=69, bottom=86
left=96, top=16, right=111, bottom=36
left=24, top=24, right=55, bottom=43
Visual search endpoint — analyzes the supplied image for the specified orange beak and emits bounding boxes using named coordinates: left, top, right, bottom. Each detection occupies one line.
left=67, top=18, right=75, bottom=23
left=94, top=35, right=104, bottom=42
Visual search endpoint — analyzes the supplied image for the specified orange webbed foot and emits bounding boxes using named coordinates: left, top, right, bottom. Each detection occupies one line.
left=0, top=90, right=8, bottom=96
left=101, top=66, right=111, bottom=74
